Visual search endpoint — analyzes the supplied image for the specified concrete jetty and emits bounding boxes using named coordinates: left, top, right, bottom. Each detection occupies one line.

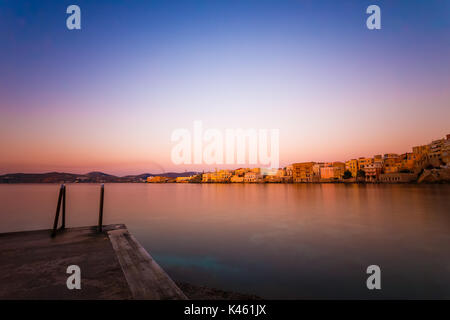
left=0, top=224, right=187, bottom=300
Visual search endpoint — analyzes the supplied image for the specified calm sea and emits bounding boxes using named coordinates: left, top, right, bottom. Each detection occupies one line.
left=0, top=183, right=449, bottom=299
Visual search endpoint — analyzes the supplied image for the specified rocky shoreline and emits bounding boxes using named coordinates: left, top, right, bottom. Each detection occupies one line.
left=175, top=282, right=262, bottom=300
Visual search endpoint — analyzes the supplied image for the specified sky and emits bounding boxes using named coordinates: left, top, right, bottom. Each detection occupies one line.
left=0, top=0, right=449, bottom=175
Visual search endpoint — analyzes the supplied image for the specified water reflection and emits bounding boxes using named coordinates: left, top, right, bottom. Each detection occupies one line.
left=0, top=183, right=449, bottom=298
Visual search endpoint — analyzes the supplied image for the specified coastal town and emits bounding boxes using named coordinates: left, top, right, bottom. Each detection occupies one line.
left=1, top=134, right=448, bottom=184
left=148, top=134, right=450, bottom=184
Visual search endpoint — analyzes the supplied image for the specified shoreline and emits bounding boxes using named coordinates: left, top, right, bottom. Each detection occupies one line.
left=175, top=282, right=262, bottom=300
left=1, top=181, right=449, bottom=185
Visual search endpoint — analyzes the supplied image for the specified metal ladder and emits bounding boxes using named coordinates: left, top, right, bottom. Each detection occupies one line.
left=51, top=184, right=105, bottom=237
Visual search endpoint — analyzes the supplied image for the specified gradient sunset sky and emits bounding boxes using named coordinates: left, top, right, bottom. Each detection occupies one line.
left=1, top=0, right=449, bottom=175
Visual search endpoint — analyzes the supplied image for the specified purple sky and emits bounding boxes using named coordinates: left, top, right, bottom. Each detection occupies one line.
left=0, top=0, right=449, bottom=175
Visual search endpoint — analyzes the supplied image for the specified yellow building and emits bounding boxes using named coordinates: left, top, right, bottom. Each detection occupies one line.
left=292, top=162, right=315, bottom=182
left=313, top=163, right=325, bottom=177
left=429, top=138, right=445, bottom=160
left=176, top=176, right=192, bottom=183
left=383, top=154, right=400, bottom=173
left=216, top=170, right=233, bottom=182
left=244, top=171, right=264, bottom=183
left=234, top=168, right=250, bottom=177
left=373, top=154, right=383, bottom=166
left=202, top=172, right=214, bottom=182
left=230, top=175, right=244, bottom=183
left=364, top=163, right=382, bottom=182
left=412, top=144, right=430, bottom=156
left=399, top=153, right=420, bottom=172
left=345, top=159, right=358, bottom=177
left=332, top=162, right=346, bottom=179
left=442, top=135, right=450, bottom=165
left=320, top=162, right=345, bottom=180
left=285, top=165, right=293, bottom=177
left=202, top=170, right=233, bottom=182
left=358, top=157, right=373, bottom=170
left=320, top=166, right=335, bottom=180
left=147, top=176, right=169, bottom=183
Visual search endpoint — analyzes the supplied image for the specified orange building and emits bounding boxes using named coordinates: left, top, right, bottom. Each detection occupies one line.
left=292, top=162, right=315, bottom=182
left=383, top=154, right=401, bottom=173
left=358, top=157, right=373, bottom=170
left=364, top=163, right=382, bottom=182
left=147, top=176, right=169, bottom=183
left=442, top=135, right=450, bottom=165
left=345, top=159, right=358, bottom=177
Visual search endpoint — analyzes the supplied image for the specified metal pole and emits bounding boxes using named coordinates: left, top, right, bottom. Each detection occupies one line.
left=51, top=184, right=64, bottom=237
left=98, top=184, right=104, bottom=232
left=61, top=184, right=66, bottom=229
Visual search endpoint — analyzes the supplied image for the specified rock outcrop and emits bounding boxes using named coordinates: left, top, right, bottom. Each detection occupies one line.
left=417, top=168, right=450, bottom=183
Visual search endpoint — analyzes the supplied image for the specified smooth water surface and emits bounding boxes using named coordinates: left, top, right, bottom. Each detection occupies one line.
left=0, top=183, right=449, bottom=298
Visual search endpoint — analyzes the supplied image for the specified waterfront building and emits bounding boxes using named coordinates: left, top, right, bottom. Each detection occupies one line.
left=201, top=172, right=214, bottom=182
left=429, top=138, right=445, bottom=160
left=244, top=171, right=264, bottom=183
left=320, top=166, right=334, bottom=180
left=234, top=168, right=250, bottom=177
left=383, top=154, right=401, bottom=173
left=383, top=153, right=399, bottom=159
left=313, top=163, right=325, bottom=178
left=230, top=175, right=244, bottom=183
left=412, top=145, right=429, bottom=170
left=373, top=154, right=384, bottom=166
left=292, top=162, right=315, bottom=182
left=202, top=169, right=233, bottom=182
left=276, top=168, right=286, bottom=177
left=345, top=159, right=358, bottom=177
left=442, top=135, right=450, bottom=165
left=364, top=163, right=382, bottom=182
left=216, top=170, right=233, bottom=182
left=332, top=162, right=345, bottom=179
left=175, top=176, right=192, bottom=183
left=398, top=152, right=421, bottom=172
left=412, top=144, right=430, bottom=156
left=264, top=175, right=283, bottom=183
left=357, top=157, right=374, bottom=170
left=260, top=168, right=278, bottom=176
left=147, top=176, right=169, bottom=183
left=319, top=162, right=345, bottom=181
left=379, top=172, right=418, bottom=183
left=285, top=165, right=293, bottom=177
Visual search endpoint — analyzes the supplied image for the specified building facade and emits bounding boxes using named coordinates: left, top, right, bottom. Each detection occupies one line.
left=292, top=162, right=315, bottom=182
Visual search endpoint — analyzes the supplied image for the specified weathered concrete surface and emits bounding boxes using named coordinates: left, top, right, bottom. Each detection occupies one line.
left=0, top=224, right=185, bottom=300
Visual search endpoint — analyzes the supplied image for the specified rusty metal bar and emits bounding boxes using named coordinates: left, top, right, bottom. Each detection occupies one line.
left=98, top=184, right=104, bottom=232
left=51, top=184, right=64, bottom=237
left=61, top=184, right=66, bottom=229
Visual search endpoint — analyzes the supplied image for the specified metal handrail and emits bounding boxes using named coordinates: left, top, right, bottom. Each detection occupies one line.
left=98, top=184, right=104, bottom=232
left=51, top=184, right=65, bottom=237
left=51, top=183, right=105, bottom=237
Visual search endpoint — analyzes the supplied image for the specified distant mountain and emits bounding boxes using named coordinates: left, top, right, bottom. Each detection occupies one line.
left=0, top=171, right=201, bottom=183
left=86, top=171, right=115, bottom=177
left=0, top=172, right=81, bottom=183
left=159, top=172, right=199, bottom=178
